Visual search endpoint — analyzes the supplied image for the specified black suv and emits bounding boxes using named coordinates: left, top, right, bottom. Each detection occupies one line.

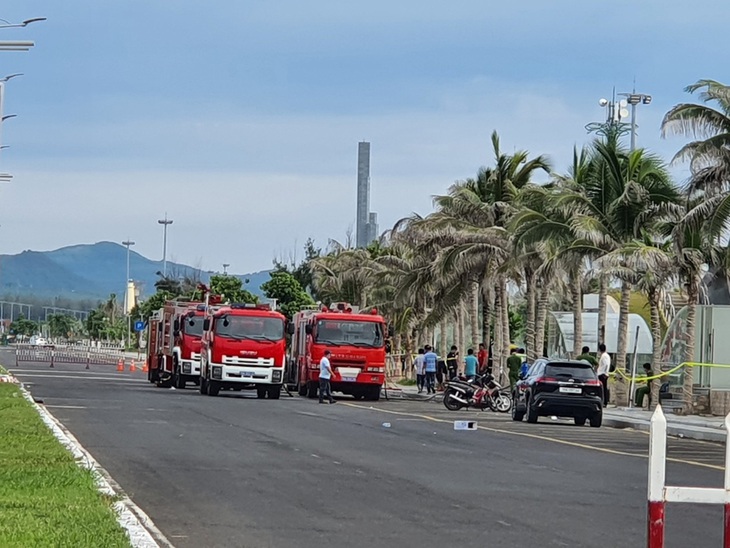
left=512, top=359, right=602, bottom=427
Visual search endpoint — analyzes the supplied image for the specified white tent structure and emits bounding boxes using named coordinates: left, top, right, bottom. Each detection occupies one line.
left=546, top=311, right=653, bottom=362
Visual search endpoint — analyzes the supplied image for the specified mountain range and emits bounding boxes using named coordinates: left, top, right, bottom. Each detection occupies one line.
left=0, top=242, right=271, bottom=304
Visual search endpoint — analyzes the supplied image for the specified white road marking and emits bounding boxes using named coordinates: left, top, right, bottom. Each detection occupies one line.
left=45, top=405, right=87, bottom=409
left=13, top=373, right=147, bottom=382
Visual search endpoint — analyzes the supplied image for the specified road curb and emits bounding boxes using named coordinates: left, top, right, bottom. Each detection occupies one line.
left=18, top=382, right=174, bottom=548
left=603, top=415, right=726, bottom=442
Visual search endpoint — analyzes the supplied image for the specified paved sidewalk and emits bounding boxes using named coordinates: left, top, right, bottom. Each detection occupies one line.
left=387, top=383, right=728, bottom=442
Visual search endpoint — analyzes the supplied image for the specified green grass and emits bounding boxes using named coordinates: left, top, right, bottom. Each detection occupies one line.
left=0, top=370, right=131, bottom=548
left=397, top=379, right=417, bottom=386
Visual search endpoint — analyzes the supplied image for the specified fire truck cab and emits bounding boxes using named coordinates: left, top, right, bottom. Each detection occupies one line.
left=199, top=303, right=287, bottom=398
left=288, top=303, right=389, bottom=401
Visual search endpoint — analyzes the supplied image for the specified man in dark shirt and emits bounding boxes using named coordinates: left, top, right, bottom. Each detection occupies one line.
left=507, top=347, right=523, bottom=389
left=576, top=346, right=598, bottom=369
left=446, top=345, right=459, bottom=380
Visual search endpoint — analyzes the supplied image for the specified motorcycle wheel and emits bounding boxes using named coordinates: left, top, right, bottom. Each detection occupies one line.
left=494, top=393, right=512, bottom=413
left=443, top=388, right=465, bottom=411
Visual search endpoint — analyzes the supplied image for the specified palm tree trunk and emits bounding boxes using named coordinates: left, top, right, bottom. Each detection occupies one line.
left=524, top=265, right=536, bottom=361
left=493, top=283, right=504, bottom=378
left=614, top=281, right=632, bottom=405
left=470, top=282, right=479, bottom=349
left=534, top=278, right=549, bottom=359
left=460, top=301, right=467, bottom=356
left=500, top=279, right=510, bottom=385
left=439, top=318, right=448, bottom=357
left=683, top=276, right=699, bottom=414
left=648, top=287, right=662, bottom=411
left=598, top=274, right=607, bottom=347
left=571, top=268, right=583, bottom=359
left=481, top=284, right=492, bottom=348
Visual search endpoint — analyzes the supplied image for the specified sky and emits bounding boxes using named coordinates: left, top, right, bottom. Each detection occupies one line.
left=0, top=0, right=727, bottom=274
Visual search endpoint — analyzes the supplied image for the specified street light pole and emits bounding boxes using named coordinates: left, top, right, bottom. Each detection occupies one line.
left=157, top=214, right=173, bottom=276
left=619, top=90, right=652, bottom=152
left=223, top=263, right=230, bottom=275
left=122, top=240, right=135, bottom=348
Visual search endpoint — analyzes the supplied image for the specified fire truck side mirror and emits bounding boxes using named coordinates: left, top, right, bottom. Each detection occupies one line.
left=287, top=322, right=295, bottom=335
left=203, top=318, right=211, bottom=332
left=173, top=319, right=180, bottom=333
left=305, top=324, right=313, bottom=335
left=388, top=325, right=395, bottom=338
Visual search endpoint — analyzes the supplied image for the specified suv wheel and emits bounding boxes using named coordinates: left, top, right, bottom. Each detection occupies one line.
left=574, top=416, right=586, bottom=426
left=511, top=392, right=525, bottom=422
left=526, top=397, right=538, bottom=423
left=589, top=412, right=602, bottom=428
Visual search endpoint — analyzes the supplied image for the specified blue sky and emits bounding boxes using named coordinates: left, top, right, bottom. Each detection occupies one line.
left=0, top=0, right=727, bottom=275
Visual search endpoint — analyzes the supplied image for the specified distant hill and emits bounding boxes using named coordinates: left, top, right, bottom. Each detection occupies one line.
left=0, top=241, right=271, bottom=304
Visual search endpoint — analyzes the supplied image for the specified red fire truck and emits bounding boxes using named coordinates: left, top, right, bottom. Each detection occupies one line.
left=288, top=303, right=389, bottom=401
left=146, top=301, right=206, bottom=389
left=199, top=303, right=287, bottom=398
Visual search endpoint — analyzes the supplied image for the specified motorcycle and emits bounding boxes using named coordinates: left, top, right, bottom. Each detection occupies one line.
left=443, top=373, right=512, bottom=413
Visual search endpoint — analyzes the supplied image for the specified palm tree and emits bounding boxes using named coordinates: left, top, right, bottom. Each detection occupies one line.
left=662, top=79, right=730, bottom=178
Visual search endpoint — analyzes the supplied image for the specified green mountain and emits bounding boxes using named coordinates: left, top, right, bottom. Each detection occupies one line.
left=0, top=241, right=271, bottom=304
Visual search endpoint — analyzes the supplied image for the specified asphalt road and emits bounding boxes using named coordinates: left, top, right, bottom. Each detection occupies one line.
left=4, top=352, right=726, bottom=548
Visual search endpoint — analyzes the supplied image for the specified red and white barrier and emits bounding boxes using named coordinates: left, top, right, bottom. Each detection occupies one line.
left=648, top=405, right=730, bottom=547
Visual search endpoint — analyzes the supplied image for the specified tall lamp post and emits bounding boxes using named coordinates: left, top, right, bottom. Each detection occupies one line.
left=619, top=90, right=652, bottom=151
left=157, top=214, right=173, bottom=276
left=122, top=240, right=135, bottom=347
left=222, top=263, right=230, bottom=275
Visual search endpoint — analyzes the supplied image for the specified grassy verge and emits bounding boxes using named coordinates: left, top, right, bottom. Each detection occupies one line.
left=0, top=367, right=131, bottom=547
left=397, top=378, right=417, bottom=386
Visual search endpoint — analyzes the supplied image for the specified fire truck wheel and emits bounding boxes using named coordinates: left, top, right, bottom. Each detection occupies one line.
left=297, top=383, right=307, bottom=397
left=173, top=369, right=186, bottom=390
left=207, top=380, right=220, bottom=396
left=366, top=386, right=381, bottom=402
left=268, top=385, right=281, bottom=400
left=256, top=386, right=267, bottom=399
left=199, top=376, right=208, bottom=395
left=306, top=381, right=318, bottom=399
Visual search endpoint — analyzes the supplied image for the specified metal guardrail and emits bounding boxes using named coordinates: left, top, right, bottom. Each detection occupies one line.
left=14, top=344, right=123, bottom=368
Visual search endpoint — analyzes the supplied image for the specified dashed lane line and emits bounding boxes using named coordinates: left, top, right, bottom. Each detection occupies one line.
left=342, top=402, right=724, bottom=471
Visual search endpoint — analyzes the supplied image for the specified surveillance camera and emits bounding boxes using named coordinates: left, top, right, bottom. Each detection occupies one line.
left=598, top=98, right=608, bottom=107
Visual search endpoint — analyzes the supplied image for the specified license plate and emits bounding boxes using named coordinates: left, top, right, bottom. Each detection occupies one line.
left=242, top=371, right=253, bottom=378
left=559, top=386, right=582, bottom=394
left=342, top=376, right=357, bottom=382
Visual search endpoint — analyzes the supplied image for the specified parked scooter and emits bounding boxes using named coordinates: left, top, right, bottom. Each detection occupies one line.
left=443, top=373, right=512, bottom=412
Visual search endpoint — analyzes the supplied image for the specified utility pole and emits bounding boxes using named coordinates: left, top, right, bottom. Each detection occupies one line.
left=122, top=240, right=135, bottom=348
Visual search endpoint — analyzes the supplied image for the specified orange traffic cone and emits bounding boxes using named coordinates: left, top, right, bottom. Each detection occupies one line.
left=129, top=360, right=136, bottom=372
left=117, top=359, right=124, bottom=372
left=142, top=360, right=149, bottom=373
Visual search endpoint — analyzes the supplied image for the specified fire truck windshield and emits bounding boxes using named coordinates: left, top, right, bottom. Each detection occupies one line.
left=215, top=315, right=284, bottom=342
left=314, top=320, right=383, bottom=348
left=184, top=316, right=205, bottom=338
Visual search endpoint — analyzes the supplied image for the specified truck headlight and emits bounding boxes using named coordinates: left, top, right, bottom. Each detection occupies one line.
left=272, top=370, right=282, bottom=383
left=182, top=363, right=191, bottom=374
left=212, top=366, right=222, bottom=380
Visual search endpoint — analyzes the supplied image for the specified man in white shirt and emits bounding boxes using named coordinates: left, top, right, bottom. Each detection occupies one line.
left=414, top=348, right=426, bottom=393
left=319, top=350, right=336, bottom=404
left=597, top=343, right=611, bottom=408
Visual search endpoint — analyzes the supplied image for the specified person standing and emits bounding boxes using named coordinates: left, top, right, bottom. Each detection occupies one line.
left=507, top=347, right=523, bottom=389
left=464, top=348, right=478, bottom=381
left=597, top=343, right=611, bottom=408
left=318, top=350, right=336, bottom=404
left=446, top=345, right=459, bottom=380
left=423, top=345, right=438, bottom=394
left=577, top=345, right=598, bottom=369
left=477, top=343, right=489, bottom=373
left=414, top=348, right=426, bottom=394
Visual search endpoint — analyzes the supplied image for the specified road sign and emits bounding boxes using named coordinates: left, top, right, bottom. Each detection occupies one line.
left=134, top=321, right=146, bottom=332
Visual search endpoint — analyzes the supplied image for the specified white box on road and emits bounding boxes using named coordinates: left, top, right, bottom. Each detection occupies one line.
left=454, top=420, right=477, bottom=430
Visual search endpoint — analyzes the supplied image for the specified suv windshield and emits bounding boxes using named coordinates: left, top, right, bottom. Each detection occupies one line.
left=545, top=364, right=596, bottom=380
left=215, top=315, right=284, bottom=341
left=314, top=320, right=383, bottom=348
left=184, top=316, right=205, bottom=338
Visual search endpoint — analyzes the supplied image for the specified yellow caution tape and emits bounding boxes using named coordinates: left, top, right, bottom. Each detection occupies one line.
left=611, top=361, right=730, bottom=383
